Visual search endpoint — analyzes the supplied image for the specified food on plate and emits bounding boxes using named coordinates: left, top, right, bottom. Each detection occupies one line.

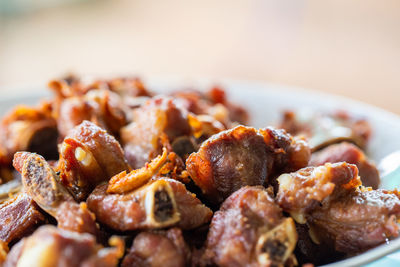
left=279, top=109, right=371, bottom=151
left=0, top=74, right=396, bottom=266
left=310, top=142, right=380, bottom=189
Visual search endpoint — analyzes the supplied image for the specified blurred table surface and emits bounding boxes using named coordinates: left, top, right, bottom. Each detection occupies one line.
left=0, top=0, right=399, bottom=114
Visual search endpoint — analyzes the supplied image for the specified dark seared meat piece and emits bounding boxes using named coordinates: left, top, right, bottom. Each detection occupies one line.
left=186, top=125, right=310, bottom=204
left=57, top=121, right=129, bottom=200
left=309, top=188, right=400, bottom=254
left=204, top=186, right=297, bottom=267
left=279, top=110, right=371, bottom=151
left=121, top=96, right=191, bottom=169
left=121, top=228, right=190, bottom=267
left=310, top=142, right=380, bottom=189
left=87, top=178, right=212, bottom=231
left=3, top=225, right=123, bottom=267
left=276, top=162, right=360, bottom=222
left=0, top=193, right=45, bottom=244
left=56, top=89, right=127, bottom=138
left=13, top=152, right=98, bottom=235
left=0, top=102, right=58, bottom=166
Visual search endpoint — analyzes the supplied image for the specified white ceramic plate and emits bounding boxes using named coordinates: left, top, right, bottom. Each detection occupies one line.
left=1, top=78, right=400, bottom=267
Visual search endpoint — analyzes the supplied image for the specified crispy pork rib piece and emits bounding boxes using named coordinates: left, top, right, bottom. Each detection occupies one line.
left=276, top=162, right=360, bottom=223
left=121, top=96, right=192, bottom=169
left=204, top=186, right=297, bottom=267
left=13, top=152, right=98, bottom=235
left=121, top=228, right=190, bottom=267
left=186, top=125, right=310, bottom=204
left=88, top=178, right=212, bottom=231
left=309, top=188, right=400, bottom=254
left=57, top=121, right=129, bottom=200
left=159, top=178, right=212, bottom=229
left=310, top=142, right=380, bottom=189
left=277, top=162, right=400, bottom=255
left=0, top=193, right=45, bottom=244
left=87, top=180, right=180, bottom=231
left=4, top=225, right=123, bottom=267
left=56, top=89, right=127, bottom=138
left=0, top=103, right=58, bottom=165
left=279, top=110, right=371, bottom=151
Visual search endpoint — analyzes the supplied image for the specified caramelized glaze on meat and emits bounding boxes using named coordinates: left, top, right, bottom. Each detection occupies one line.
left=186, top=125, right=310, bottom=204
left=310, top=142, right=380, bottom=189
left=58, top=121, right=129, bottom=200
left=122, top=228, right=190, bottom=267
left=204, top=186, right=297, bottom=267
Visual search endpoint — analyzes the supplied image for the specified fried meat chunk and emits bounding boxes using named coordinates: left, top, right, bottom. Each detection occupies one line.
left=186, top=126, right=310, bottom=204
left=121, top=228, right=190, bottom=267
left=0, top=193, right=45, bottom=244
left=0, top=103, right=58, bottom=165
left=121, top=96, right=191, bottom=169
left=13, top=152, right=98, bottom=235
left=309, top=188, right=400, bottom=254
left=204, top=186, right=297, bottom=267
left=310, top=142, right=380, bottom=189
left=279, top=110, right=371, bottom=151
left=276, top=162, right=360, bottom=222
left=276, top=163, right=400, bottom=255
left=56, top=89, right=127, bottom=138
left=57, top=121, right=129, bottom=200
left=87, top=178, right=212, bottom=231
left=4, top=225, right=123, bottom=267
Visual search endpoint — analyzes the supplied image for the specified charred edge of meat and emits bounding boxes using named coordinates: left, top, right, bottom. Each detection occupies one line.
left=144, top=180, right=180, bottom=227
left=256, top=218, right=297, bottom=266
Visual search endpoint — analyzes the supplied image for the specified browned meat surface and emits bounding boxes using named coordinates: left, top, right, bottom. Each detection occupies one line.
left=88, top=178, right=211, bottom=231
left=157, top=178, right=212, bottom=229
left=121, top=228, right=190, bottom=267
left=57, top=121, right=129, bottom=200
left=310, top=142, right=380, bottom=189
left=186, top=125, right=310, bottom=204
left=121, top=96, right=191, bottom=169
left=309, top=188, right=400, bottom=254
left=0, top=103, right=58, bottom=166
left=4, top=225, right=123, bottom=267
left=87, top=180, right=180, bottom=231
left=0, top=193, right=45, bottom=244
left=276, top=162, right=360, bottom=222
left=279, top=110, right=371, bottom=151
left=14, top=152, right=98, bottom=235
left=56, top=89, right=127, bottom=138
left=276, top=161, right=400, bottom=256
left=204, top=186, right=297, bottom=267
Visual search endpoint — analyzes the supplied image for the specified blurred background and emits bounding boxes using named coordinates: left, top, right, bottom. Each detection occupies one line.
left=0, top=0, right=399, bottom=113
